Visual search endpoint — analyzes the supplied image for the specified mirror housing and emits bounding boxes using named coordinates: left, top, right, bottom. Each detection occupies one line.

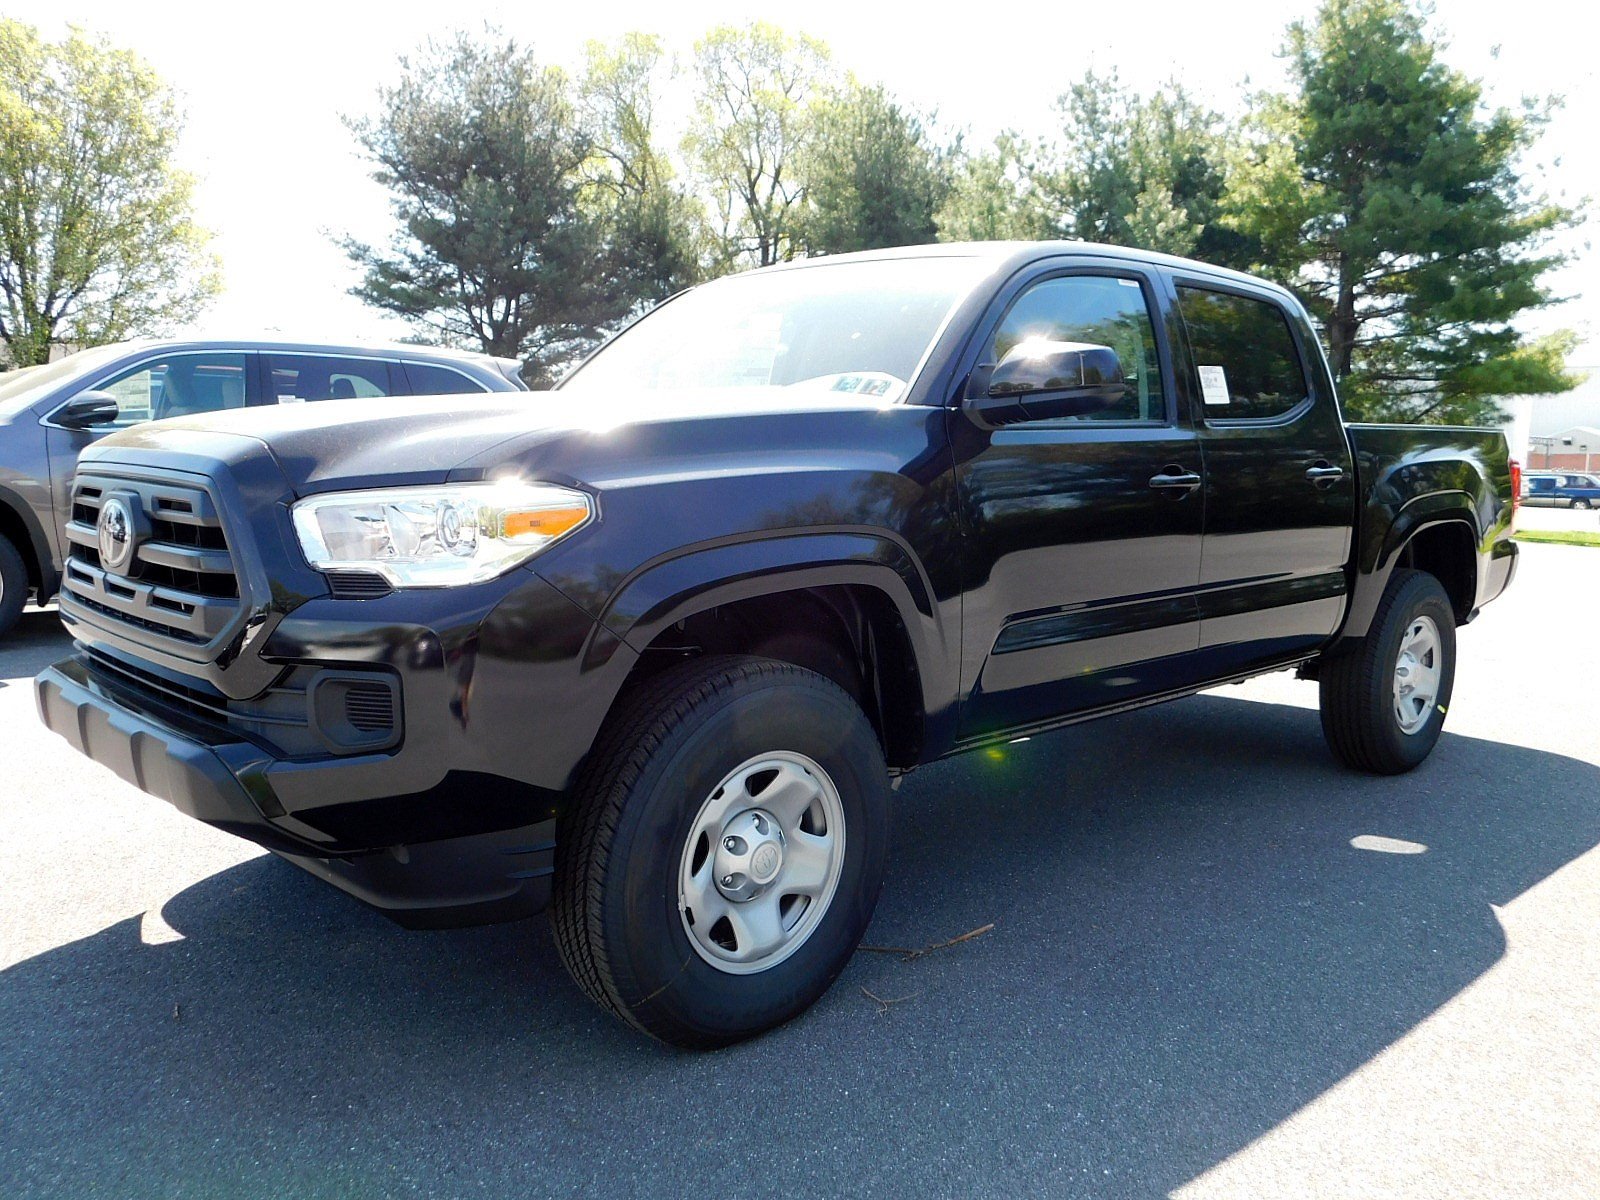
left=963, top=341, right=1125, bottom=428
left=54, top=390, right=122, bottom=430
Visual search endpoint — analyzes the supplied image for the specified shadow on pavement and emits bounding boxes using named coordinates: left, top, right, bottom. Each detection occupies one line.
left=0, top=610, right=68, bottom=686
left=3, top=693, right=1597, bottom=1197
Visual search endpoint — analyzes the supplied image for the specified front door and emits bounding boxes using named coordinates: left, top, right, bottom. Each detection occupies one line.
left=954, top=264, right=1207, bottom=742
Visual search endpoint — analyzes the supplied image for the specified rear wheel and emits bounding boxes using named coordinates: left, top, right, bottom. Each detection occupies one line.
left=1319, top=569, right=1456, bottom=774
left=0, top=533, right=28, bottom=639
left=552, top=655, right=890, bottom=1048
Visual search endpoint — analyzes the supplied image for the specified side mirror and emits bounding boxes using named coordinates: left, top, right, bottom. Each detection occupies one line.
left=963, top=341, right=1125, bottom=429
left=54, top=390, right=122, bottom=430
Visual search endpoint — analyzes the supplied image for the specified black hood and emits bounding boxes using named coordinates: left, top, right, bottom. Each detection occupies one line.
left=91, top=389, right=902, bottom=495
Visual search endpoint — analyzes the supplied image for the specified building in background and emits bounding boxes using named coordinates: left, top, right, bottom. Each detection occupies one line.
left=1533, top=425, right=1600, bottom=472
left=1500, top=365, right=1600, bottom=467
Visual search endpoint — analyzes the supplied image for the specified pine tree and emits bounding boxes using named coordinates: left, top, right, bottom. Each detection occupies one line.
left=1227, top=0, right=1577, bottom=423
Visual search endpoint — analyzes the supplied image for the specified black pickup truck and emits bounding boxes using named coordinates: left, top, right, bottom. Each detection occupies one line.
left=34, top=243, right=1517, bottom=1047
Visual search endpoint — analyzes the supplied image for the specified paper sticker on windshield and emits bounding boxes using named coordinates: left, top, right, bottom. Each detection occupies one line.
left=1198, top=365, right=1231, bottom=406
left=277, top=394, right=305, bottom=405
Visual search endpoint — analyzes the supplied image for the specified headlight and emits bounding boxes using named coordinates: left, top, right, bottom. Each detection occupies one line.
left=291, top=481, right=593, bottom=588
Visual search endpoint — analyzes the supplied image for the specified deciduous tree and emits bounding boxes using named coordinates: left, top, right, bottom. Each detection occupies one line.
left=0, top=20, right=217, bottom=367
left=578, top=33, right=706, bottom=303
left=685, top=23, right=830, bottom=268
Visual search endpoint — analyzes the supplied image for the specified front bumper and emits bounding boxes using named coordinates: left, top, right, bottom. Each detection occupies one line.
left=35, top=656, right=558, bottom=928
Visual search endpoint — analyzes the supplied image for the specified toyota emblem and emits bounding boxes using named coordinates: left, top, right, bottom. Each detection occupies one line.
left=97, top=496, right=136, bottom=574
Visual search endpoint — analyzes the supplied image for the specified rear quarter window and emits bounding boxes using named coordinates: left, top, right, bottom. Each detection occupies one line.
left=404, top=363, right=487, bottom=395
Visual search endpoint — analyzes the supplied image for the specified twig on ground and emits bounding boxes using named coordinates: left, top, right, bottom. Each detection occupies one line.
left=860, top=986, right=915, bottom=1015
left=859, top=922, right=995, bottom=962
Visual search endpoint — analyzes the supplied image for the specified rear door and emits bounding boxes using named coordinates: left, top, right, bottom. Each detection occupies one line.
left=1171, top=276, right=1357, bottom=674
left=954, top=259, right=1208, bottom=741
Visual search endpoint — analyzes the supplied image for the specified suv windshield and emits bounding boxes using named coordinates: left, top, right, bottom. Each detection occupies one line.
left=561, top=256, right=989, bottom=402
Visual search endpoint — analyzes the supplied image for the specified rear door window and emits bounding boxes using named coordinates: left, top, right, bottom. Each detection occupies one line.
left=1177, top=286, right=1310, bottom=420
left=265, top=355, right=396, bottom=404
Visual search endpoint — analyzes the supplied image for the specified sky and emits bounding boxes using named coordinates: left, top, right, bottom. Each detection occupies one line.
left=8, top=0, right=1597, bottom=363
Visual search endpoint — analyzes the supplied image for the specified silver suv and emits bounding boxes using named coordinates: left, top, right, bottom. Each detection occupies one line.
left=0, top=338, right=525, bottom=637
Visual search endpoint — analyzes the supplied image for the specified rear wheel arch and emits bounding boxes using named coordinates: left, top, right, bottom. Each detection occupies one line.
left=1393, top=520, right=1477, bottom=624
left=1339, top=509, right=1480, bottom=641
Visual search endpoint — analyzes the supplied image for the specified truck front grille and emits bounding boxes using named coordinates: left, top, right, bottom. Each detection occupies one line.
left=61, top=470, right=245, bottom=661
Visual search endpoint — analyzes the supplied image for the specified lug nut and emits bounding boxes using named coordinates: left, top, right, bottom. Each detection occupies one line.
left=724, top=837, right=737, bottom=850
left=722, top=875, right=734, bottom=886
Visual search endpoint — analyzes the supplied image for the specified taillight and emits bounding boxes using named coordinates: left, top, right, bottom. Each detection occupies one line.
left=1510, top=458, right=1522, bottom=519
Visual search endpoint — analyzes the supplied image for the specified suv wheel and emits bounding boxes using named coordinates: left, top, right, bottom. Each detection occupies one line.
left=1574, top=498, right=1593, bottom=510
left=1318, top=569, right=1456, bottom=774
left=0, top=533, right=29, bottom=638
left=553, top=655, right=890, bottom=1048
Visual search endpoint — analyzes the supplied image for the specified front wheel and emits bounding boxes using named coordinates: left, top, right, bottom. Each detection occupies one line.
left=1573, top=499, right=1593, bottom=510
left=552, top=656, right=890, bottom=1048
left=1318, top=569, right=1456, bottom=774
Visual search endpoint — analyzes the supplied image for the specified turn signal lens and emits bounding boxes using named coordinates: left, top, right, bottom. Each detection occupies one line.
left=498, top=504, right=592, bottom=542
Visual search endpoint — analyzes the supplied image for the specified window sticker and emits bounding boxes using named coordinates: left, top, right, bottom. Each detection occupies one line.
left=1198, top=364, right=1231, bottom=406
left=277, top=393, right=305, bottom=405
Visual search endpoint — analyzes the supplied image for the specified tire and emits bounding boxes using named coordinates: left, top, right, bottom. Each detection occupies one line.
left=0, top=533, right=29, bottom=639
left=1574, top=499, right=1593, bottom=510
left=552, top=655, right=891, bottom=1048
left=1319, top=569, right=1456, bottom=775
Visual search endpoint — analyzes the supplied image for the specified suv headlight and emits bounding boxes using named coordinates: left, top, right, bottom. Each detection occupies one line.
left=291, top=481, right=593, bottom=588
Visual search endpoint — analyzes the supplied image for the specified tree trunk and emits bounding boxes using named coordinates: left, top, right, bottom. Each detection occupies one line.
left=1329, top=254, right=1359, bottom=379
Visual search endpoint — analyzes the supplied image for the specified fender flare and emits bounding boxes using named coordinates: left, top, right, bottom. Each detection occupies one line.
left=1337, top=493, right=1480, bottom=642
left=0, top=482, right=59, bottom=599
left=571, top=529, right=957, bottom=753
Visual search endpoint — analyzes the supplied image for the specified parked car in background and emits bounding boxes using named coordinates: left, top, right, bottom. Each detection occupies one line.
left=1521, top=471, right=1600, bottom=509
left=0, top=339, right=526, bottom=637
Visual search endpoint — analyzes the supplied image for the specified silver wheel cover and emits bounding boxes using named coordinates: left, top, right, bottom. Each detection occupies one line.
left=677, top=751, right=847, bottom=975
left=1393, top=614, right=1443, bottom=735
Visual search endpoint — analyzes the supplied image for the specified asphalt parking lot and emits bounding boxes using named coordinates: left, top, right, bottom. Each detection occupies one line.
left=3, top=542, right=1597, bottom=1199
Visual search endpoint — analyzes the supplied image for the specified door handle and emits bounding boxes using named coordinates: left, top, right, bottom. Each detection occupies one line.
left=1149, top=468, right=1202, bottom=493
left=1306, top=462, right=1346, bottom=486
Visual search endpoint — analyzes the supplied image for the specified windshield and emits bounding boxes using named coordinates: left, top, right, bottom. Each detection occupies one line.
left=0, top=345, right=129, bottom=417
left=561, top=256, right=989, bottom=402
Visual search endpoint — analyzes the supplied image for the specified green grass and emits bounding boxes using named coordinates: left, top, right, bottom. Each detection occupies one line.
left=1515, top=529, right=1600, bottom=547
